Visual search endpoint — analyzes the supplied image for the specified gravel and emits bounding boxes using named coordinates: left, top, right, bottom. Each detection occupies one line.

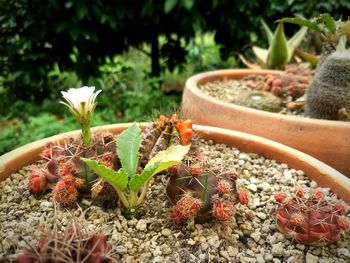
left=1, top=139, right=350, bottom=262
left=198, top=78, right=303, bottom=116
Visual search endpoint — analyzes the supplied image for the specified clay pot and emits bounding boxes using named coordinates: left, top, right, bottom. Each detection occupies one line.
left=182, top=69, right=350, bottom=176
left=0, top=123, right=349, bottom=203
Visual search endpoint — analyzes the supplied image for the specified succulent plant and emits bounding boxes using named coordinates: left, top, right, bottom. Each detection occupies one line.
left=166, top=154, right=249, bottom=224
left=280, top=13, right=350, bottom=67
left=239, top=20, right=307, bottom=70
left=139, top=114, right=193, bottom=166
left=28, top=132, right=119, bottom=205
left=237, top=90, right=282, bottom=113
left=304, top=50, right=350, bottom=120
left=82, top=122, right=190, bottom=219
left=275, top=188, right=349, bottom=245
left=16, top=219, right=115, bottom=263
left=262, top=64, right=313, bottom=99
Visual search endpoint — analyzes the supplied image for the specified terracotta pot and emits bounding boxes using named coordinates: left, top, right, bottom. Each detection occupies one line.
left=182, top=69, right=350, bottom=176
left=0, top=123, right=349, bottom=203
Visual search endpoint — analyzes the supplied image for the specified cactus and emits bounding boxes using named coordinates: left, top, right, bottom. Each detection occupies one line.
left=262, top=64, right=313, bottom=99
left=139, top=114, right=193, bottom=166
left=16, top=219, right=114, bottom=263
left=166, top=154, right=248, bottom=223
left=275, top=188, right=349, bottom=245
left=237, top=91, right=282, bottom=113
left=28, top=132, right=120, bottom=205
left=305, top=50, right=350, bottom=120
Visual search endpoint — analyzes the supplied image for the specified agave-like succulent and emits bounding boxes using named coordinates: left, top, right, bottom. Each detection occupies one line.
left=239, top=20, right=308, bottom=70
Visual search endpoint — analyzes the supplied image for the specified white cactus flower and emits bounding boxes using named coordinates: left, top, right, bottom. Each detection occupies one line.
left=60, top=86, right=101, bottom=146
left=60, top=86, right=101, bottom=118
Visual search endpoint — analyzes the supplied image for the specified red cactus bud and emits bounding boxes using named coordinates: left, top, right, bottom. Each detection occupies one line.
left=189, top=163, right=202, bottom=176
left=183, top=119, right=193, bottom=129
left=58, top=162, right=76, bottom=177
left=273, top=78, right=283, bottom=87
left=337, top=217, right=350, bottom=229
left=238, top=189, right=249, bottom=205
left=274, top=192, right=287, bottom=203
left=271, top=85, right=283, bottom=96
left=168, top=164, right=179, bottom=175
left=53, top=175, right=79, bottom=205
left=176, top=193, right=201, bottom=219
left=263, top=83, right=271, bottom=91
left=217, top=180, right=232, bottom=194
left=28, top=167, right=47, bottom=194
left=314, top=191, right=324, bottom=199
left=212, top=200, right=235, bottom=221
left=335, top=203, right=346, bottom=215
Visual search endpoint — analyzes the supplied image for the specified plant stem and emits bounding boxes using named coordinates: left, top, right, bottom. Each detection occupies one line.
left=115, top=189, right=130, bottom=208
left=81, top=122, right=92, bottom=147
left=137, top=179, right=151, bottom=205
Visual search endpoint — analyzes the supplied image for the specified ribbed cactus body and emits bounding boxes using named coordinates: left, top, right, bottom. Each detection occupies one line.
left=305, top=50, right=350, bottom=120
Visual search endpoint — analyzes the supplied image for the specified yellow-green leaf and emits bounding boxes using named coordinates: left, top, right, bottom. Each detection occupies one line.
left=117, top=123, right=141, bottom=178
left=81, top=158, right=128, bottom=191
left=252, top=46, right=268, bottom=68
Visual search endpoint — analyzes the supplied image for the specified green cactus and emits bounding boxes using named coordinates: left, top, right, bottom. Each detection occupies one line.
left=305, top=50, right=350, bottom=120
left=237, top=91, right=282, bottom=113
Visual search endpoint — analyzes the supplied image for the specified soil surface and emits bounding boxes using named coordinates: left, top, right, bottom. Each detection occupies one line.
left=1, top=139, right=350, bottom=262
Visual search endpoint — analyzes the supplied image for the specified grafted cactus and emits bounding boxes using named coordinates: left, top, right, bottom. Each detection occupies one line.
left=28, top=132, right=119, bottom=205
left=166, top=154, right=248, bottom=224
left=139, top=114, right=193, bottom=166
left=275, top=188, right=349, bottom=245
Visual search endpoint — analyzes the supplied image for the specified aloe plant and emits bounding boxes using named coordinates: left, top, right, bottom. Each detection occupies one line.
left=239, top=20, right=307, bottom=70
left=81, top=123, right=190, bottom=219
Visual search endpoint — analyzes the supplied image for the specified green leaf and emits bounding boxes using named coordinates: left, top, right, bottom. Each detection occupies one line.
left=181, top=0, right=194, bottom=10
left=252, top=46, right=268, bottom=68
left=321, top=13, right=336, bottom=35
left=261, top=20, right=274, bottom=46
left=279, top=17, right=322, bottom=33
left=117, top=123, right=142, bottom=178
left=164, top=0, right=178, bottom=13
left=81, top=158, right=128, bottom=191
left=268, top=23, right=289, bottom=69
left=129, top=145, right=190, bottom=192
left=287, top=26, right=308, bottom=62
left=294, top=48, right=319, bottom=67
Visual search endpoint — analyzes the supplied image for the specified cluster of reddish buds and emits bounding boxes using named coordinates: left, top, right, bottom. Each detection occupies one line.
left=263, top=64, right=313, bottom=99
left=275, top=187, right=349, bottom=245
left=167, top=153, right=249, bottom=224
left=27, top=133, right=118, bottom=206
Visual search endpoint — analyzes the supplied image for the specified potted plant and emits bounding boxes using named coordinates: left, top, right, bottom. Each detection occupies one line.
left=1, top=87, right=350, bottom=262
left=181, top=14, right=350, bottom=176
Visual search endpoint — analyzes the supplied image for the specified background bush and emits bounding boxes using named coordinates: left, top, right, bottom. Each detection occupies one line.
left=0, top=0, right=349, bottom=154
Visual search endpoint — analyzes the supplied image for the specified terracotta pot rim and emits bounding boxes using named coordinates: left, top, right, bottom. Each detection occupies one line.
left=186, top=69, right=350, bottom=127
left=0, top=123, right=349, bottom=202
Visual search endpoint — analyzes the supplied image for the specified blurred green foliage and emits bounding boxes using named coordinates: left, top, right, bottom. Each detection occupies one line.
left=1, top=0, right=349, bottom=154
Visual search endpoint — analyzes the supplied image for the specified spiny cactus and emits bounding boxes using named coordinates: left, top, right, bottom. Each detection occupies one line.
left=275, top=187, right=349, bottom=245
left=28, top=132, right=119, bottom=205
left=16, top=219, right=115, bottom=263
left=166, top=153, right=248, bottom=224
left=305, top=50, right=350, bottom=120
left=138, top=114, right=193, bottom=167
